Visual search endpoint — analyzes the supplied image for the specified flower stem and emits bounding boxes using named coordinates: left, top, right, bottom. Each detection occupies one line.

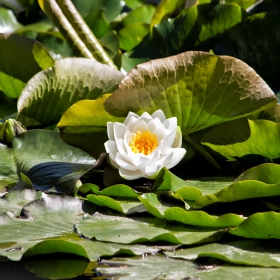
left=183, top=134, right=221, bottom=170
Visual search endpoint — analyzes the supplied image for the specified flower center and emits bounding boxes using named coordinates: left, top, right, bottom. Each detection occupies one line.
left=130, top=130, right=158, bottom=155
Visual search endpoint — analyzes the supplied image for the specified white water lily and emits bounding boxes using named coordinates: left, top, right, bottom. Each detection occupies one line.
left=104, top=110, right=186, bottom=180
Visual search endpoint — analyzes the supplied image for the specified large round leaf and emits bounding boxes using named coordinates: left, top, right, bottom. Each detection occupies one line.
left=104, top=51, right=276, bottom=136
left=17, top=58, right=124, bottom=127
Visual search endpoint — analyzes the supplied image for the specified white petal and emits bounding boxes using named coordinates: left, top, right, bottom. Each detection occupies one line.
left=104, top=140, right=117, bottom=157
left=107, top=122, right=115, bottom=140
left=119, top=168, right=144, bottom=180
left=134, top=120, right=149, bottom=132
left=123, top=112, right=139, bottom=125
left=152, top=127, right=165, bottom=141
left=113, top=122, right=127, bottom=140
left=151, top=110, right=166, bottom=122
left=109, top=157, right=120, bottom=169
left=130, top=153, right=153, bottom=167
left=116, top=138, right=134, bottom=162
left=162, top=117, right=177, bottom=130
left=139, top=112, right=153, bottom=123
left=165, top=148, right=186, bottom=169
left=141, top=164, right=163, bottom=179
left=157, top=148, right=174, bottom=166
left=116, top=153, right=138, bottom=171
left=147, top=118, right=164, bottom=131
left=126, top=115, right=138, bottom=132
left=161, top=130, right=176, bottom=154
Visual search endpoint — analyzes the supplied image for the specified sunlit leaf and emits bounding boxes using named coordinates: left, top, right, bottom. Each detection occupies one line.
left=230, top=211, right=280, bottom=239
left=76, top=212, right=224, bottom=245
left=202, top=119, right=280, bottom=160
left=58, top=94, right=124, bottom=159
left=17, top=58, right=124, bottom=127
left=165, top=240, right=280, bottom=267
left=105, top=51, right=276, bottom=137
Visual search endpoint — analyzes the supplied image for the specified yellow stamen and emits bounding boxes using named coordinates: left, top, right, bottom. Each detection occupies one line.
left=130, top=130, right=158, bottom=155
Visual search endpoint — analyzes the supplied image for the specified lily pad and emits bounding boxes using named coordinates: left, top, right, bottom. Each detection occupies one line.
left=202, top=119, right=280, bottom=160
left=0, top=130, right=96, bottom=194
left=165, top=240, right=280, bottom=267
left=104, top=51, right=276, bottom=137
left=76, top=212, right=224, bottom=245
left=17, top=58, right=124, bottom=127
left=229, top=211, right=280, bottom=239
left=96, top=255, right=280, bottom=280
left=192, top=163, right=280, bottom=209
left=87, top=195, right=145, bottom=214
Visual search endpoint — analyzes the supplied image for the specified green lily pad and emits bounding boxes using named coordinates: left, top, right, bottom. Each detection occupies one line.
left=104, top=52, right=276, bottom=137
left=192, top=163, right=280, bottom=209
left=153, top=168, right=202, bottom=201
left=165, top=240, right=280, bottom=267
left=139, top=193, right=244, bottom=227
left=164, top=207, right=244, bottom=228
left=76, top=212, right=224, bottom=245
left=202, top=119, right=280, bottom=160
left=0, top=189, right=44, bottom=216
left=81, top=183, right=140, bottom=198
left=0, top=130, right=96, bottom=194
left=17, top=58, right=124, bottom=127
left=96, top=255, right=280, bottom=280
left=87, top=195, right=145, bottom=214
left=230, top=211, right=280, bottom=239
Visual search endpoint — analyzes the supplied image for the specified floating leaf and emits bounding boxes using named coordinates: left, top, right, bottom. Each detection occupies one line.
left=96, top=255, right=280, bottom=279
left=0, top=130, right=96, bottom=194
left=76, top=212, right=224, bottom=245
left=230, top=211, right=280, bottom=239
left=87, top=195, right=145, bottom=214
left=153, top=168, right=202, bottom=200
left=193, top=164, right=280, bottom=209
left=202, top=119, right=280, bottom=160
left=17, top=58, right=124, bottom=127
left=165, top=240, right=280, bottom=267
left=104, top=52, right=276, bottom=137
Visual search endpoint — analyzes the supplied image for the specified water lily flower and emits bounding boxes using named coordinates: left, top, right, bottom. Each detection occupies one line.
left=104, top=110, right=186, bottom=180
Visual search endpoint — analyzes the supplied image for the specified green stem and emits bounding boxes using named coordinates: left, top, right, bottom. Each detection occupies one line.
left=40, top=0, right=94, bottom=59
left=57, top=0, right=117, bottom=69
left=39, top=0, right=117, bottom=69
left=184, top=134, right=221, bottom=170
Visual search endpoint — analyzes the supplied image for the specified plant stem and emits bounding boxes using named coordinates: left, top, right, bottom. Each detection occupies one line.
left=184, top=134, right=221, bottom=170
